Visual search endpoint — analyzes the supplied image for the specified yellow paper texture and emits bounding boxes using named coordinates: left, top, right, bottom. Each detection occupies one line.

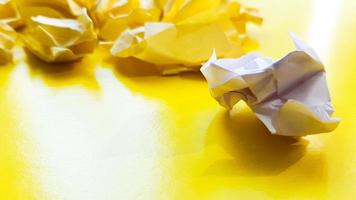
left=0, top=23, right=16, bottom=64
left=76, top=0, right=98, bottom=10
left=16, top=0, right=98, bottom=63
left=95, top=0, right=161, bottom=41
left=100, top=0, right=261, bottom=74
left=0, top=0, right=23, bottom=28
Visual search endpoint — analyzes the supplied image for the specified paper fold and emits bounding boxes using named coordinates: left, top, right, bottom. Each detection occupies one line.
left=0, top=0, right=23, bottom=28
left=0, top=23, right=16, bottom=64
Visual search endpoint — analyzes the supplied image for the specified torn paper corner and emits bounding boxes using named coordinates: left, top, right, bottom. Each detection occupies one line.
left=17, top=1, right=97, bottom=63
left=103, top=0, right=262, bottom=74
left=201, top=33, right=340, bottom=137
left=0, top=23, right=16, bottom=65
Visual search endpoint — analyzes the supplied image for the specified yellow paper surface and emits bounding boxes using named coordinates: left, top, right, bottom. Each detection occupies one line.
left=16, top=0, right=98, bottom=63
left=0, top=0, right=356, bottom=199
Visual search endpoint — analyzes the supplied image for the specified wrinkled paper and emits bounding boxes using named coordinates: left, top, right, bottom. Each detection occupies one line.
left=0, top=0, right=23, bottom=28
left=95, top=0, right=160, bottom=41
left=201, top=33, right=339, bottom=136
left=16, top=0, right=98, bottom=63
left=0, top=23, right=16, bottom=64
left=99, top=0, right=261, bottom=74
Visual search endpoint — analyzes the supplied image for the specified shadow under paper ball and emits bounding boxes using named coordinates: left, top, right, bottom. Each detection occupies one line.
left=204, top=106, right=309, bottom=176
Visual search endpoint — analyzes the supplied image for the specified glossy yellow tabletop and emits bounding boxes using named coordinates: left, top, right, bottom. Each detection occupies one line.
left=1, top=0, right=355, bottom=199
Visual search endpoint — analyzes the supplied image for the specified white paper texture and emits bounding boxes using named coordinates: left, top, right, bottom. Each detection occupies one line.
left=201, top=34, right=340, bottom=136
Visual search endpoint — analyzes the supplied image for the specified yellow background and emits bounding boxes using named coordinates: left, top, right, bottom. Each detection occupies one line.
left=1, top=0, right=356, bottom=199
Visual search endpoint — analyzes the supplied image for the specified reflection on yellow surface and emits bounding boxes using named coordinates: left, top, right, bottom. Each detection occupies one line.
left=307, top=0, right=341, bottom=60
left=1, top=0, right=356, bottom=199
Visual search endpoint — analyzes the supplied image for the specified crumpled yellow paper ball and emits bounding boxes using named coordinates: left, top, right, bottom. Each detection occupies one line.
left=0, top=23, right=16, bottom=64
left=98, top=0, right=262, bottom=74
left=16, top=0, right=98, bottom=63
left=0, top=0, right=23, bottom=28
